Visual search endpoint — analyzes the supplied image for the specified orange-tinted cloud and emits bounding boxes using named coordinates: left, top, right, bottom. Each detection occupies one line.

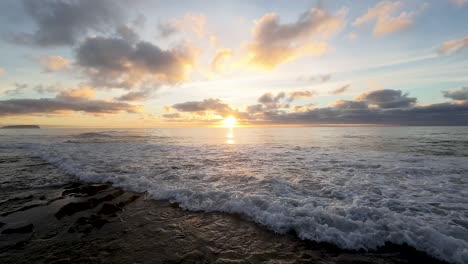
left=158, top=13, right=207, bottom=38
left=211, top=48, right=233, bottom=72
left=244, top=7, right=345, bottom=69
left=353, top=1, right=416, bottom=36
left=38, top=55, right=71, bottom=72
left=57, top=86, right=96, bottom=100
left=331, top=84, right=351, bottom=95
left=437, top=35, right=468, bottom=55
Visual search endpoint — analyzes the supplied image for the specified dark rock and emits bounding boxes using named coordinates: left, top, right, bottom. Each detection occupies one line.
left=62, top=184, right=109, bottom=196
left=55, top=201, right=94, bottom=219
left=116, top=195, right=139, bottom=208
left=55, top=190, right=124, bottom=219
left=170, top=202, right=180, bottom=208
left=75, top=215, right=109, bottom=230
left=98, top=203, right=120, bottom=215
left=1, top=224, right=34, bottom=234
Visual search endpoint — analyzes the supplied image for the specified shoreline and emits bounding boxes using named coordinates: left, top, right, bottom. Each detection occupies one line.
left=0, top=153, right=450, bottom=264
left=0, top=182, right=448, bottom=264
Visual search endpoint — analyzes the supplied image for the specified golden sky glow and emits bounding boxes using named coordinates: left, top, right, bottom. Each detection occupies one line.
left=0, top=1, right=468, bottom=127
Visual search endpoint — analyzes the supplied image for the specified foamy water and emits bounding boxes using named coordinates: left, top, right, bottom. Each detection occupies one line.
left=1, top=127, right=468, bottom=263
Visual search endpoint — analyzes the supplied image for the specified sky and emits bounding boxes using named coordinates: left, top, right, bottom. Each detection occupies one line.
left=0, top=0, right=467, bottom=127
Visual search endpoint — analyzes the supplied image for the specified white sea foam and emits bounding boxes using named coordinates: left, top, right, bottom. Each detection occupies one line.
left=28, top=134, right=468, bottom=264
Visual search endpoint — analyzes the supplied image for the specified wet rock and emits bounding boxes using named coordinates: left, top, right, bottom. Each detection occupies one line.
left=55, top=190, right=124, bottom=219
left=62, top=184, right=109, bottom=196
left=75, top=214, right=109, bottom=231
left=179, top=250, right=206, bottom=263
left=117, top=195, right=139, bottom=207
left=55, top=200, right=94, bottom=219
left=98, top=203, right=120, bottom=215
left=1, top=202, right=47, bottom=216
left=1, top=223, right=34, bottom=234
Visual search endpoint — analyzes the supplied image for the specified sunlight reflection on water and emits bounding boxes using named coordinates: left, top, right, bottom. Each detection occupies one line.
left=226, top=128, right=235, bottom=144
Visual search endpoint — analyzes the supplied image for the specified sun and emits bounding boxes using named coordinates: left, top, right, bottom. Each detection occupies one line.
left=222, top=116, right=237, bottom=128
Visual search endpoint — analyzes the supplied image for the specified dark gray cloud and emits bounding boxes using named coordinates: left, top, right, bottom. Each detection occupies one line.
left=331, top=84, right=351, bottom=95
left=168, top=89, right=468, bottom=126
left=443, top=87, right=468, bottom=101
left=255, top=90, right=315, bottom=111
left=116, top=25, right=139, bottom=43
left=76, top=36, right=197, bottom=89
left=158, top=21, right=178, bottom=38
left=357, top=89, right=416, bottom=108
left=257, top=92, right=289, bottom=110
left=0, top=97, right=141, bottom=116
left=171, top=98, right=234, bottom=116
left=331, top=100, right=368, bottom=109
left=10, top=0, right=125, bottom=46
left=0, top=87, right=141, bottom=116
left=266, top=101, right=468, bottom=126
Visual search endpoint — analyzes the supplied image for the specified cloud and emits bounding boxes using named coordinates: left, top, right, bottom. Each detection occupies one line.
left=3, top=83, right=28, bottom=96
left=162, top=113, right=181, bottom=119
left=288, top=90, right=316, bottom=100
left=330, top=99, right=368, bottom=109
left=443, top=87, right=468, bottom=101
left=57, top=86, right=96, bottom=100
left=158, top=21, right=178, bottom=38
left=449, top=0, right=467, bottom=7
left=297, top=73, right=332, bottom=83
left=0, top=88, right=141, bottom=117
left=10, top=0, right=125, bottom=46
left=257, top=92, right=288, bottom=109
left=265, top=101, right=468, bottom=126
left=331, top=84, right=351, bottom=95
left=437, top=35, right=468, bottom=55
left=245, top=7, right=345, bottom=69
left=0, top=68, right=4, bottom=76
left=76, top=36, right=198, bottom=89
left=353, top=1, right=416, bottom=36
left=38, top=56, right=71, bottom=72
left=169, top=90, right=468, bottom=126
left=246, top=90, right=315, bottom=114
left=211, top=48, right=233, bottom=72
left=116, top=89, right=152, bottom=101
left=116, top=25, right=139, bottom=43
left=171, top=98, right=234, bottom=116
left=355, top=89, right=416, bottom=108
left=34, top=84, right=63, bottom=94
left=158, top=13, right=207, bottom=38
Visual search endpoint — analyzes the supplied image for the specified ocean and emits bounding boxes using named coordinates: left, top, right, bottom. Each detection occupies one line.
left=1, top=127, right=467, bottom=264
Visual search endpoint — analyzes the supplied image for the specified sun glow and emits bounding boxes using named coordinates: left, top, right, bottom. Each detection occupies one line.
left=222, top=116, right=237, bottom=128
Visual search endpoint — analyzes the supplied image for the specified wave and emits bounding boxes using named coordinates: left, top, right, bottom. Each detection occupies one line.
left=29, top=142, right=468, bottom=264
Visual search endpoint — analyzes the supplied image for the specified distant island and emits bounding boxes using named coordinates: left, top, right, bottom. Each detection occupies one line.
left=1, top=125, right=40, bottom=129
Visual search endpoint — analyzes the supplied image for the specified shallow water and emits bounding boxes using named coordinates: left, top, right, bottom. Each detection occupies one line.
left=1, top=127, right=467, bottom=264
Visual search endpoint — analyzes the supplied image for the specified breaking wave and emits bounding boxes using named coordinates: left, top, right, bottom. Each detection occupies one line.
left=29, top=136, right=468, bottom=264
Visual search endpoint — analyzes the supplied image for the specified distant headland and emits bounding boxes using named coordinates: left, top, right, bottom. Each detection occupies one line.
left=1, top=125, right=40, bottom=129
